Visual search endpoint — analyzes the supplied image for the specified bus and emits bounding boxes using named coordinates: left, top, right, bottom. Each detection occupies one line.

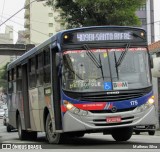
left=7, top=26, right=156, bottom=144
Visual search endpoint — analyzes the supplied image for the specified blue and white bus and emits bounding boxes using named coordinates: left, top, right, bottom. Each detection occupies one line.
left=7, top=26, right=156, bottom=143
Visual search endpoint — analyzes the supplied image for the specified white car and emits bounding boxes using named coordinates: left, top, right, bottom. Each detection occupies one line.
left=0, top=104, right=7, bottom=118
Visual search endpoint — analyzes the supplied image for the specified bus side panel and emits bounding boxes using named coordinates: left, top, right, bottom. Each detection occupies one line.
left=17, top=91, right=25, bottom=130
left=21, top=63, right=32, bottom=130
left=29, top=88, right=41, bottom=131
left=38, top=86, right=46, bottom=131
left=8, top=94, right=17, bottom=128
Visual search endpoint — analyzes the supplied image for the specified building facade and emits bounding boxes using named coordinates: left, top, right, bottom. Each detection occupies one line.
left=0, top=26, right=13, bottom=67
left=0, top=26, right=13, bottom=44
left=24, top=0, right=160, bottom=45
left=136, top=0, right=160, bottom=44
left=24, top=0, right=64, bottom=45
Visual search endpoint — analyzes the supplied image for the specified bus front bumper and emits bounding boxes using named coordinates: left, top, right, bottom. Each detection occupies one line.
left=63, top=105, right=157, bottom=132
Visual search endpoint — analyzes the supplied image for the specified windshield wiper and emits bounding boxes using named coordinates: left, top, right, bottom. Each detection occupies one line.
left=114, top=51, right=119, bottom=79
left=83, top=44, right=104, bottom=80
left=115, top=43, right=130, bottom=68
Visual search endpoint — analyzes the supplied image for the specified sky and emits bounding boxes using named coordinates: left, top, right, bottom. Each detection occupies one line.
left=0, top=0, right=25, bottom=43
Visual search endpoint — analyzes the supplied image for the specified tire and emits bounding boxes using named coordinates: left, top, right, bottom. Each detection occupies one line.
left=148, top=130, right=155, bottom=136
left=3, top=120, right=6, bottom=126
left=135, top=131, right=140, bottom=135
left=6, top=124, right=12, bottom=132
left=68, top=132, right=85, bottom=138
left=45, top=114, right=64, bottom=144
left=17, top=115, right=27, bottom=140
left=111, top=127, right=133, bottom=141
left=17, top=115, right=37, bottom=140
left=75, top=132, right=85, bottom=138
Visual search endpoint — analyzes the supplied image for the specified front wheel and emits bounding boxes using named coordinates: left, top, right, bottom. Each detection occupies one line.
left=17, top=115, right=37, bottom=140
left=111, top=127, right=133, bottom=141
left=6, top=124, right=12, bottom=132
left=148, top=130, right=155, bottom=136
left=46, top=114, right=64, bottom=144
left=17, top=115, right=27, bottom=140
left=135, top=131, right=140, bottom=135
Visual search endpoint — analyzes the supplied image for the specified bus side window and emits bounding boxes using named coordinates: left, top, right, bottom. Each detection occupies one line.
left=44, top=48, right=51, bottom=84
left=12, top=68, right=16, bottom=93
left=8, top=70, right=13, bottom=94
left=36, top=52, right=44, bottom=86
left=29, top=57, right=36, bottom=88
left=17, top=66, right=22, bottom=91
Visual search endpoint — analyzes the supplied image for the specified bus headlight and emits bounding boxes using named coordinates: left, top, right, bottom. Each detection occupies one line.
left=136, top=96, right=155, bottom=112
left=63, top=100, right=88, bottom=116
left=63, top=100, right=74, bottom=110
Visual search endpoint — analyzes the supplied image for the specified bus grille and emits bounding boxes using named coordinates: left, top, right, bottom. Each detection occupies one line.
left=89, top=107, right=136, bottom=113
left=63, top=87, right=152, bottom=102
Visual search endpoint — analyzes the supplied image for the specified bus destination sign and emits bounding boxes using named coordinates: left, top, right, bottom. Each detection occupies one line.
left=76, top=32, right=132, bottom=42
left=62, top=29, right=146, bottom=44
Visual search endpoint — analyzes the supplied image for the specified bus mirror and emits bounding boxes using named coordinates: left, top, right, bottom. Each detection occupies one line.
left=151, top=57, right=160, bottom=77
left=149, top=54, right=153, bottom=69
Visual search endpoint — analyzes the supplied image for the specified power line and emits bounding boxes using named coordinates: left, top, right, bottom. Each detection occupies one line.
left=0, top=15, right=49, bottom=37
left=1, top=13, right=48, bottom=25
left=3, top=23, right=37, bottom=44
left=0, top=0, right=35, bottom=27
left=0, top=0, right=6, bottom=24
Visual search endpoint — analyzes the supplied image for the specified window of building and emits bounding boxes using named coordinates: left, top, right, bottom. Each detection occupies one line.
left=138, top=4, right=146, bottom=11
left=48, top=13, right=53, bottom=17
left=140, top=18, right=147, bottom=26
left=49, top=23, right=53, bottom=27
left=49, top=33, right=53, bottom=37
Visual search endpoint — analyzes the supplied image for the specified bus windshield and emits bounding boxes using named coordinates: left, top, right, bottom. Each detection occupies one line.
left=62, top=48, right=151, bottom=92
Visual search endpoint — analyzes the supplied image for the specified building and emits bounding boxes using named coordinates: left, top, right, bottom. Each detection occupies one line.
left=0, top=26, right=13, bottom=67
left=24, top=0, right=160, bottom=45
left=24, top=0, right=64, bottom=45
left=16, top=30, right=26, bottom=44
left=136, top=0, right=153, bottom=44
left=136, top=0, right=160, bottom=44
left=0, top=26, right=13, bottom=44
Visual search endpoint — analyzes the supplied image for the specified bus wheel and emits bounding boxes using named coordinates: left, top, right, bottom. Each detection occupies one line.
left=17, top=115, right=27, bottom=140
left=135, top=131, right=140, bottom=135
left=148, top=130, right=155, bottom=136
left=46, top=114, right=64, bottom=144
left=75, top=132, right=85, bottom=138
left=111, top=127, right=133, bottom=141
left=6, top=124, right=12, bottom=132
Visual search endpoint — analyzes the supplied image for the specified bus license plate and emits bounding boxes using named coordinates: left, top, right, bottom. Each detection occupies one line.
left=106, top=116, right=121, bottom=123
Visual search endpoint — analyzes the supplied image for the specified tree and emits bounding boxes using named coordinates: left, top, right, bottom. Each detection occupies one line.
left=46, top=0, right=146, bottom=28
left=0, top=62, right=9, bottom=92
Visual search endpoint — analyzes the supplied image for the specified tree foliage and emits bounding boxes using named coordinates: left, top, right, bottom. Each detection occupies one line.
left=0, top=62, right=9, bottom=91
left=46, top=0, right=146, bottom=28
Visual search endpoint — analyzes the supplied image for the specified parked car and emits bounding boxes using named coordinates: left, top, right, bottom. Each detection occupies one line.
left=3, top=108, right=8, bottom=126
left=0, top=104, right=7, bottom=118
left=133, top=125, right=156, bottom=135
left=2, top=107, right=15, bottom=132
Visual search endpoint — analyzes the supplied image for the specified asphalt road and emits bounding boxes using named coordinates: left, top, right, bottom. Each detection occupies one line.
left=0, top=119, right=160, bottom=152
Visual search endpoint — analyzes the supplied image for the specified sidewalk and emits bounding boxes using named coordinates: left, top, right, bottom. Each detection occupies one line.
left=155, top=130, right=160, bottom=136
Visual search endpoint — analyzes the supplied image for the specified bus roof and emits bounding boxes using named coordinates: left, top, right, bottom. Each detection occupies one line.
left=7, top=26, right=146, bottom=70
